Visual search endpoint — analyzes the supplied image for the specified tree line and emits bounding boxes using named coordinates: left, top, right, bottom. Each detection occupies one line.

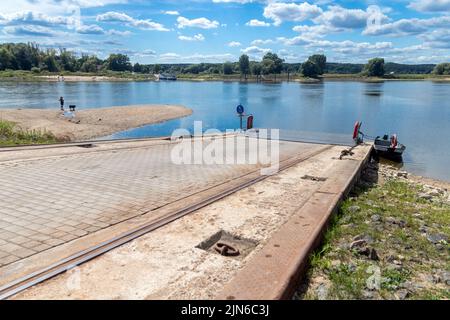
left=0, top=42, right=447, bottom=77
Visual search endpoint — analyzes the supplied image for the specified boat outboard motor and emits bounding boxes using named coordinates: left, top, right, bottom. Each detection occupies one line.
left=390, top=134, right=398, bottom=149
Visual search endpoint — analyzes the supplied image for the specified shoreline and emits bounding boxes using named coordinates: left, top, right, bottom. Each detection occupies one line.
left=1, top=72, right=449, bottom=83
left=0, top=105, right=192, bottom=142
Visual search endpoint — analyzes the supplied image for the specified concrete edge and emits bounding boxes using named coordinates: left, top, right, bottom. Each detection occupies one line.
left=216, top=144, right=373, bottom=300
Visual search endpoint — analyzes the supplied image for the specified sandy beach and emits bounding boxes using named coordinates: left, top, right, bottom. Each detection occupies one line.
left=0, top=105, right=192, bottom=141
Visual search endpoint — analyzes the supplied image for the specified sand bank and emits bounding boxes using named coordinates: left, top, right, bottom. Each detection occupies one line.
left=0, top=105, right=192, bottom=141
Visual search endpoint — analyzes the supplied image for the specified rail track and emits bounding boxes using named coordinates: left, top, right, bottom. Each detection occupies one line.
left=0, top=145, right=332, bottom=300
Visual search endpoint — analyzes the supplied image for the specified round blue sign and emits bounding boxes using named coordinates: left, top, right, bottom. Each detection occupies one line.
left=237, top=105, right=244, bottom=115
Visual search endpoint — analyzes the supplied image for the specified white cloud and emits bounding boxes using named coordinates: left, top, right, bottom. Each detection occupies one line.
left=177, top=16, right=220, bottom=29
left=159, top=52, right=181, bottom=59
left=212, top=0, right=257, bottom=3
left=135, top=49, right=157, bottom=57
left=292, top=24, right=338, bottom=38
left=178, top=33, right=205, bottom=41
left=278, top=35, right=394, bottom=56
left=3, top=25, right=63, bottom=37
left=277, top=35, right=311, bottom=46
left=408, top=0, right=450, bottom=12
left=228, top=41, right=242, bottom=47
left=251, top=39, right=274, bottom=46
left=420, top=29, right=450, bottom=48
left=76, top=24, right=105, bottom=34
left=277, top=49, right=306, bottom=63
left=314, top=5, right=388, bottom=30
left=0, top=0, right=127, bottom=15
left=96, top=11, right=169, bottom=31
left=107, top=29, right=132, bottom=36
left=97, top=11, right=132, bottom=23
left=363, top=15, right=450, bottom=36
left=163, top=10, right=180, bottom=15
left=68, top=0, right=127, bottom=7
left=240, top=46, right=271, bottom=59
left=158, top=52, right=235, bottom=63
left=326, top=40, right=393, bottom=55
left=0, top=11, right=72, bottom=27
left=263, top=2, right=323, bottom=26
left=245, top=19, right=271, bottom=27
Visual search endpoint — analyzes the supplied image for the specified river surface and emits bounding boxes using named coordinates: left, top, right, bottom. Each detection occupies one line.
left=0, top=80, right=449, bottom=181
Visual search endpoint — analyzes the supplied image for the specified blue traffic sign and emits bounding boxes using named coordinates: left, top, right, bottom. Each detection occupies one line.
left=236, top=104, right=244, bottom=115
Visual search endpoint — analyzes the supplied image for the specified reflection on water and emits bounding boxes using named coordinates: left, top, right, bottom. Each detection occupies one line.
left=379, top=158, right=404, bottom=170
left=364, top=82, right=384, bottom=97
left=0, top=80, right=449, bottom=181
left=365, top=91, right=383, bottom=96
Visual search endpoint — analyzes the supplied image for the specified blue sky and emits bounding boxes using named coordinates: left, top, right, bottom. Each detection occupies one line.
left=0, top=0, right=449, bottom=64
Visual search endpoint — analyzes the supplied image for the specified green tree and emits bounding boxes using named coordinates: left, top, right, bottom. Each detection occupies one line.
left=185, top=64, right=201, bottom=74
left=301, top=60, right=320, bottom=78
left=12, top=44, right=33, bottom=70
left=140, top=65, right=151, bottom=73
left=0, top=47, right=14, bottom=70
left=251, top=62, right=262, bottom=81
left=433, top=63, right=450, bottom=75
left=223, top=62, right=234, bottom=75
left=43, top=54, right=60, bottom=72
left=209, top=66, right=221, bottom=74
left=106, top=54, right=132, bottom=72
left=284, top=64, right=296, bottom=81
left=133, top=63, right=143, bottom=73
left=364, top=58, right=385, bottom=77
left=261, top=58, right=275, bottom=76
left=153, top=64, right=161, bottom=74
left=308, top=54, right=327, bottom=75
left=80, top=56, right=100, bottom=73
left=59, top=49, right=77, bottom=72
left=261, top=52, right=284, bottom=80
left=239, top=54, right=250, bottom=80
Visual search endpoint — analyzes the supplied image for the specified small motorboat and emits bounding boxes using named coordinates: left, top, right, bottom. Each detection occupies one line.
left=374, top=134, right=406, bottom=157
left=353, top=121, right=406, bottom=160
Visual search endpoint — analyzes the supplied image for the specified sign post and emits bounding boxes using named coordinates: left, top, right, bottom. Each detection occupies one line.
left=236, top=104, right=254, bottom=131
left=236, top=105, right=245, bottom=130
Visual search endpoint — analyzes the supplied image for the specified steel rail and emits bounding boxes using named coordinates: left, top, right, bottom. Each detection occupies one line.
left=0, top=145, right=332, bottom=300
left=0, top=132, right=239, bottom=153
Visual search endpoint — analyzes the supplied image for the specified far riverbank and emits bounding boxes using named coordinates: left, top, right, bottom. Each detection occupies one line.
left=1, top=70, right=450, bottom=83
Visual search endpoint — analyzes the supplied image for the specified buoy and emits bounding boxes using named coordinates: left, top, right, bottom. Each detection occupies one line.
left=247, top=115, right=254, bottom=130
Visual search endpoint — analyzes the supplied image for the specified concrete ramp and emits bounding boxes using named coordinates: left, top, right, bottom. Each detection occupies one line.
left=0, top=136, right=372, bottom=299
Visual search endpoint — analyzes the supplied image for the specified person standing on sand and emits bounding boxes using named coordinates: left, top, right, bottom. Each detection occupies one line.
left=59, top=97, right=64, bottom=111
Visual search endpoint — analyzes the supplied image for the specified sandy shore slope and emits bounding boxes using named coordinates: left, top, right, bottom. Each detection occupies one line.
left=0, top=105, right=192, bottom=141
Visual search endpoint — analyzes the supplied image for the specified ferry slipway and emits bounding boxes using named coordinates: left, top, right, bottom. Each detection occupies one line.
left=0, top=134, right=372, bottom=299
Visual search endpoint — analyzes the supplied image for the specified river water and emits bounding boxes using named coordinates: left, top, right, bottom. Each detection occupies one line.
left=0, top=80, right=449, bottom=181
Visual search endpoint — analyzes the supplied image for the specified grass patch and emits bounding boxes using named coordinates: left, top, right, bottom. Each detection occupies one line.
left=299, top=168, right=450, bottom=300
left=0, top=120, right=57, bottom=146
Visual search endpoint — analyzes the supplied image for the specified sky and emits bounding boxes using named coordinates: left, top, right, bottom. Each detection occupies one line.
left=0, top=0, right=449, bottom=64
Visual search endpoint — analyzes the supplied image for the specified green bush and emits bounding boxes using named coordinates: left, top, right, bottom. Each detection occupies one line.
left=433, top=63, right=450, bottom=75
left=0, top=120, right=57, bottom=146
